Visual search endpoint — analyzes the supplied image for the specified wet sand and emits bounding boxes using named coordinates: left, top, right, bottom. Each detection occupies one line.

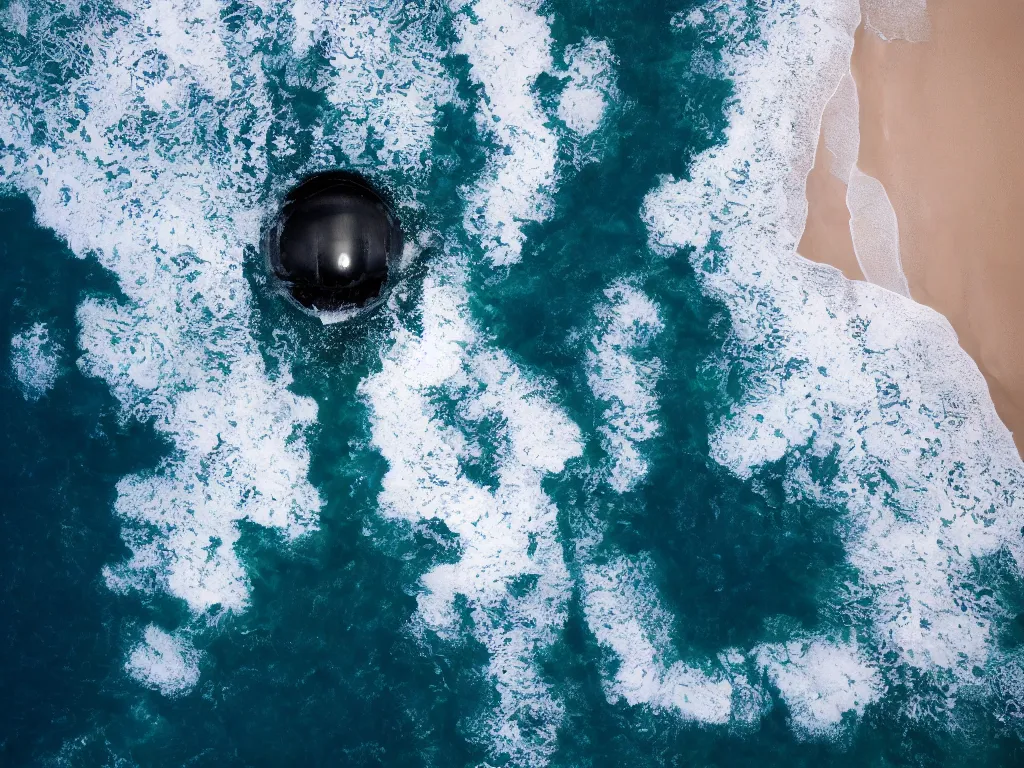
left=799, top=0, right=1024, bottom=453
left=800, top=127, right=864, bottom=282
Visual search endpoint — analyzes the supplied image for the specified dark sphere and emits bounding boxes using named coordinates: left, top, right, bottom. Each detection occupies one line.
left=265, top=171, right=402, bottom=313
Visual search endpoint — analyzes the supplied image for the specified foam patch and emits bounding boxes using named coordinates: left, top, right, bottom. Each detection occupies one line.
left=125, top=625, right=201, bottom=698
left=557, top=38, right=619, bottom=137
left=10, top=322, right=62, bottom=401
left=288, top=0, right=455, bottom=173
left=0, top=0, right=27, bottom=38
left=454, top=0, right=560, bottom=266
left=756, top=639, right=883, bottom=739
left=581, top=555, right=763, bottom=725
left=587, top=282, right=664, bottom=492
left=453, top=0, right=620, bottom=265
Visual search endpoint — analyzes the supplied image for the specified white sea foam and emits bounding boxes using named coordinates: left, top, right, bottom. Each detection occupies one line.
left=10, top=322, right=62, bottom=401
left=138, top=0, right=231, bottom=102
left=0, top=0, right=28, bottom=38
left=451, top=0, right=619, bottom=264
left=756, top=638, right=883, bottom=739
left=557, top=38, right=618, bottom=137
left=581, top=555, right=764, bottom=725
left=587, top=282, right=664, bottom=492
left=454, top=0, right=559, bottom=266
left=577, top=535, right=882, bottom=738
left=575, top=520, right=879, bottom=739
left=289, top=0, right=455, bottom=174
left=125, top=625, right=201, bottom=698
left=847, top=166, right=911, bottom=296
left=363, top=261, right=581, bottom=765
left=820, top=72, right=860, bottom=186
left=644, top=0, right=1024, bottom=725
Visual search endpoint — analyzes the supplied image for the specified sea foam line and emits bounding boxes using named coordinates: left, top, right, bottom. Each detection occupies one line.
left=574, top=504, right=880, bottom=738
left=580, top=554, right=760, bottom=726
left=453, top=0, right=617, bottom=266
left=587, top=281, right=664, bottom=493
left=362, top=262, right=581, bottom=766
left=453, top=0, right=559, bottom=266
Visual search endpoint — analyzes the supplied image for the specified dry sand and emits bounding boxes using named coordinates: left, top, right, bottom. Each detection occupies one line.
left=799, top=0, right=1024, bottom=453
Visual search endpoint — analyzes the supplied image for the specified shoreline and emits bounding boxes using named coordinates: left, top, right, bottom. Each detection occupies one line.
left=798, top=0, right=1024, bottom=454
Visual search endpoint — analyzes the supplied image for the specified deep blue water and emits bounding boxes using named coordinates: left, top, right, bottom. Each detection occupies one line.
left=2, top=1, right=1024, bottom=766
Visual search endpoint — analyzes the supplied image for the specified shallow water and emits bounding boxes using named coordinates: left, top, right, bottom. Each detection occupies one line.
left=1, top=1, right=1023, bottom=765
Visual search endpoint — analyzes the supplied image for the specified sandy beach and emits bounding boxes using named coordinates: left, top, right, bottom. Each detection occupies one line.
left=800, top=126, right=864, bottom=282
left=799, top=0, right=1024, bottom=453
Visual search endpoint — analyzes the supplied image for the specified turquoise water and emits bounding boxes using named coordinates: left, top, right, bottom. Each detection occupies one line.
left=2, top=0, right=1024, bottom=765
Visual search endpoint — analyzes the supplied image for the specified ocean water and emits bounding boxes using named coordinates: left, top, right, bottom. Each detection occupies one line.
left=1, top=0, right=1023, bottom=766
